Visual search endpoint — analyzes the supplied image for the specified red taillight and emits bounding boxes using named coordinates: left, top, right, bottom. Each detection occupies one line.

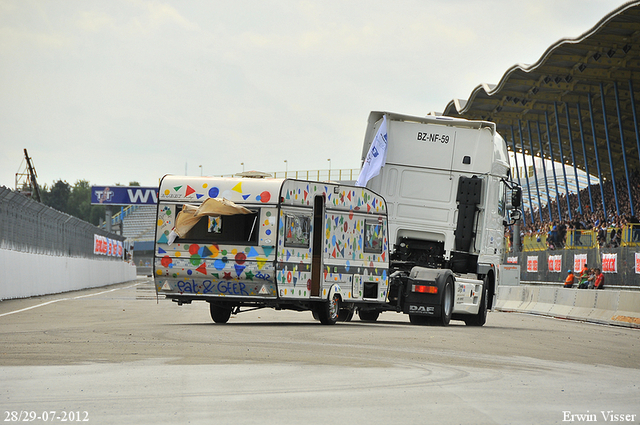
left=412, top=284, right=438, bottom=294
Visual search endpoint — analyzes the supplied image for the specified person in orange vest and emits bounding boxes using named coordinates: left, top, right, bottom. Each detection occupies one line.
left=563, top=269, right=575, bottom=288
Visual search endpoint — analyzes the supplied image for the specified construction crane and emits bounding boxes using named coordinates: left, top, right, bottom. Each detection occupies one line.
left=15, top=149, right=41, bottom=202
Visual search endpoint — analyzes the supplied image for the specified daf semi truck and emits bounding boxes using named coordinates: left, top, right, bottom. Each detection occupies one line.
left=357, top=111, right=520, bottom=326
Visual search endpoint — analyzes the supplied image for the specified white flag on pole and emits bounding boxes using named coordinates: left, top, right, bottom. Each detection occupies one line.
left=356, top=115, right=388, bottom=187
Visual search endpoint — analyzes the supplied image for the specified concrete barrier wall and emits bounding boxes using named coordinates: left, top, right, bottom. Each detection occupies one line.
left=0, top=248, right=137, bottom=300
left=495, top=285, right=640, bottom=328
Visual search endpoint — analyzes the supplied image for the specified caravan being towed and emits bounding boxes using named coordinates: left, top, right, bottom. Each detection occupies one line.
left=154, top=175, right=389, bottom=324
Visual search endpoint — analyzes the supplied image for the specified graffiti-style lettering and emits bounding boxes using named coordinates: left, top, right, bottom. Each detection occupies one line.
left=177, top=280, right=192, bottom=293
left=202, top=280, right=214, bottom=293
left=176, top=279, right=214, bottom=294
left=255, top=271, right=271, bottom=281
left=174, top=279, right=251, bottom=295
left=217, top=281, right=249, bottom=295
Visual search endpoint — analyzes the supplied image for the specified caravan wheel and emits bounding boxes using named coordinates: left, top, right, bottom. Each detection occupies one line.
left=338, top=308, right=354, bottom=322
left=316, top=294, right=340, bottom=325
left=358, top=310, right=380, bottom=322
left=209, top=303, right=232, bottom=324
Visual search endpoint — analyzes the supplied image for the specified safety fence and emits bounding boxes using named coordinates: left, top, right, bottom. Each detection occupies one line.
left=519, top=224, right=640, bottom=252
left=0, top=186, right=124, bottom=259
left=505, top=246, right=640, bottom=287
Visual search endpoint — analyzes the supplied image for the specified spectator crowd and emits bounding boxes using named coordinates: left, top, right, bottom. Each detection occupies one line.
left=507, top=170, right=640, bottom=251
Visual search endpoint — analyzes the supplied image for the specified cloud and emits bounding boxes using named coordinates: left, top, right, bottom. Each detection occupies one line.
left=0, top=0, right=626, bottom=188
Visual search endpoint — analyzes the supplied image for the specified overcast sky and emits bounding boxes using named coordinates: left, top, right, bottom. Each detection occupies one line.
left=0, top=0, right=628, bottom=188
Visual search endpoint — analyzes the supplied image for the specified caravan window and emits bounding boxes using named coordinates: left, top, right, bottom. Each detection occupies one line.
left=176, top=206, right=259, bottom=245
left=284, top=213, right=311, bottom=248
left=364, top=220, right=383, bottom=253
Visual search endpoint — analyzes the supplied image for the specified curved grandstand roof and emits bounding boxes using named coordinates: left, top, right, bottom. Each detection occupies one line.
left=443, top=1, right=640, bottom=182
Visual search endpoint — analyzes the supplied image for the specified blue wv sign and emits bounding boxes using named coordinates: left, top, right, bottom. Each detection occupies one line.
left=91, top=186, right=159, bottom=205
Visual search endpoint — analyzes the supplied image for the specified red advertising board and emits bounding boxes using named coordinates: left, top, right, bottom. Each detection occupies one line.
left=602, top=253, right=617, bottom=273
left=527, top=256, right=538, bottom=273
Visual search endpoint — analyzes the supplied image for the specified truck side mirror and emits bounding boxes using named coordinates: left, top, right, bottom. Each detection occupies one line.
left=503, top=209, right=521, bottom=227
left=511, top=187, right=522, bottom=208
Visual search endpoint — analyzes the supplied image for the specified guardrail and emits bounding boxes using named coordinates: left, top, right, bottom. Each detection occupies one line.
left=495, top=284, right=640, bottom=328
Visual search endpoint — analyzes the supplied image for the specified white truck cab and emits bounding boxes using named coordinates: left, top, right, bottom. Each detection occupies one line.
left=359, top=111, right=520, bottom=325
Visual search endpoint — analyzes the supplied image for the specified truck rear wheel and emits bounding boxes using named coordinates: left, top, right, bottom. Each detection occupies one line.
left=316, top=294, right=340, bottom=325
left=209, top=303, right=232, bottom=324
left=438, top=277, right=454, bottom=326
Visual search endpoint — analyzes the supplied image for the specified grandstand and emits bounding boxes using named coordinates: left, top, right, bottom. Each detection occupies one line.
left=441, top=1, right=640, bottom=286
left=110, top=205, right=156, bottom=274
left=443, top=1, right=640, bottom=226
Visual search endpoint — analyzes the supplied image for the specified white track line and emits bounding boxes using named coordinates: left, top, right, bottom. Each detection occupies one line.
left=0, top=282, right=142, bottom=317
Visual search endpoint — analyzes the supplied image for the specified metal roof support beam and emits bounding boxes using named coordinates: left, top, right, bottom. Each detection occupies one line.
left=518, top=120, right=535, bottom=224
left=600, top=82, right=620, bottom=216
left=629, top=79, right=640, bottom=200
left=536, top=121, right=554, bottom=221
left=576, top=102, right=595, bottom=213
left=509, top=125, right=525, bottom=225
left=545, top=111, right=563, bottom=220
left=527, top=121, right=543, bottom=223
left=564, top=103, right=583, bottom=215
left=614, top=81, right=635, bottom=216
left=553, top=102, right=572, bottom=220
left=588, top=92, right=607, bottom=215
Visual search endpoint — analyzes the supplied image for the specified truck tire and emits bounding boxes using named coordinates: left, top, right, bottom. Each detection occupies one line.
left=209, top=303, right=232, bottom=324
left=465, top=286, right=488, bottom=326
left=438, top=276, right=454, bottom=326
left=316, top=294, right=340, bottom=325
left=358, top=310, right=380, bottom=322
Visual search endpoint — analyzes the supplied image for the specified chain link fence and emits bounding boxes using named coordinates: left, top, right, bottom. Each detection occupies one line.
left=0, top=186, right=124, bottom=259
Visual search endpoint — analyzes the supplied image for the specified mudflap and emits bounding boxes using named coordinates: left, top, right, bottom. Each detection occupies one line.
left=402, top=267, right=453, bottom=317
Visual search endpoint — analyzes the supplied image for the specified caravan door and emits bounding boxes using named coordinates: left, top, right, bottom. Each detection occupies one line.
left=310, top=195, right=324, bottom=297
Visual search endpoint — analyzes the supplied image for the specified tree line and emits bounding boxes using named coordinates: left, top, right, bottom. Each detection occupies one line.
left=38, top=180, right=140, bottom=226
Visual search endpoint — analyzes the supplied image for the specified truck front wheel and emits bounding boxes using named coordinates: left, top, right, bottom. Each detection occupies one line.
left=465, top=285, right=488, bottom=326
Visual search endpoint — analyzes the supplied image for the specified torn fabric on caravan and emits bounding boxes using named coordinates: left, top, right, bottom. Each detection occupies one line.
left=168, top=197, right=252, bottom=244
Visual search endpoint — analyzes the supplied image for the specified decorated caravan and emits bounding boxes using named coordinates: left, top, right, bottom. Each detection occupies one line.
left=154, top=175, right=389, bottom=324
